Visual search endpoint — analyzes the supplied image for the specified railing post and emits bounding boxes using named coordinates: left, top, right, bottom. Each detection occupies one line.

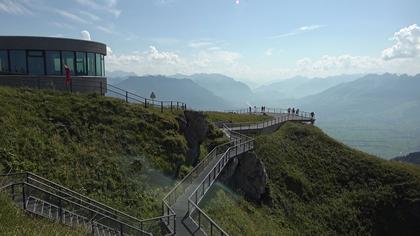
left=22, top=184, right=26, bottom=210
left=161, top=101, right=163, bottom=112
left=174, top=214, right=176, bottom=233
left=125, top=91, right=128, bottom=103
left=198, top=212, right=201, bottom=228
left=170, top=101, right=173, bottom=111
left=144, top=98, right=147, bottom=108
left=58, top=198, right=63, bottom=223
left=195, top=191, right=198, bottom=203
left=11, top=184, right=15, bottom=201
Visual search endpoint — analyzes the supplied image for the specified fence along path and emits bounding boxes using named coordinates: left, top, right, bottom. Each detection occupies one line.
left=163, top=110, right=315, bottom=235
left=0, top=79, right=314, bottom=236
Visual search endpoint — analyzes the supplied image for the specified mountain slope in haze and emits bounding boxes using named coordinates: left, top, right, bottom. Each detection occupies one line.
left=294, top=73, right=420, bottom=158
left=254, top=74, right=363, bottom=103
left=115, top=75, right=231, bottom=110
left=172, top=73, right=254, bottom=107
left=106, top=70, right=138, bottom=85
left=203, top=122, right=420, bottom=236
left=392, top=152, right=420, bottom=166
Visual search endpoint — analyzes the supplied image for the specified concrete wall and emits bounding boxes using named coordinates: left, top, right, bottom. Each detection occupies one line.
left=0, top=75, right=107, bottom=94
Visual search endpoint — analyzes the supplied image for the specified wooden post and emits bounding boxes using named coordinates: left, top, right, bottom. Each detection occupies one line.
left=125, top=91, right=128, bottom=103
left=170, top=101, right=173, bottom=111
left=161, top=101, right=163, bottom=112
left=144, top=98, right=147, bottom=108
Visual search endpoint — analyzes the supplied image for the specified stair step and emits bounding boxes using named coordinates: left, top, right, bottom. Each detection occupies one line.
left=23, top=196, right=125, bottom=236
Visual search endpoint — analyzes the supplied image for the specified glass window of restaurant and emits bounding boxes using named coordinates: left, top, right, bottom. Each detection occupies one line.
left=27, top=50, right=45, bottom=75
left=9, top=50, right=27, bottom=74
left=76, top=52, right=87, bottom=76
left=0, top=50, right=8, bottom=74
left=101, top=55, right=105, bottom=76
left=62, top=51, right=75, bottom=74
left=87, top=52, right=95, bottom=76
left=95, top=53, right=102, bottom=76
left=46, top=51, right=61, bottom=75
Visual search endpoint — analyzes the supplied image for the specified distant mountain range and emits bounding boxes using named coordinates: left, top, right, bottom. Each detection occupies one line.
left=106, top=72, right=420, bottom=159
left=392, top=152, right=420, bottom=166
left=114, top=75, right=230, bottom=110
left=293, top=73, right=420, bottom=158
left=171, top=73, right=254, bottom=107
left=254, top=74, right=363, bottom=102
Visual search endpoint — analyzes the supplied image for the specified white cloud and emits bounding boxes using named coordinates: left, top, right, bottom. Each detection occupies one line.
left=271, top=24, right=326, bottom=39
left=147, top=46, right=181, bottom=64
left=0, top=0, right=32, bottom=15
left=106, top=45, right=243, bottom=76
left=189, top=40, right=214, bottom=48
left=80, top=30, right=91, bottom=40
left=265, top=48, right=273, bottom=56
left=96, top=25, right=115, bottom=34
left=382, top=24, right=420, bottom=60
left=79, top=10, right=101, bottom=21
left=73, top=0, right=121, bottom=17
left=293, top=54, right=420, bottom=78
left=54, top=9, right=89, bottom=24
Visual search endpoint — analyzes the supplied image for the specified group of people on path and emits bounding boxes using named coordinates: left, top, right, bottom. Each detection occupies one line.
left=288, top=107, right=300, bottom=115
left=246, top=106, right=315, bottom=119
left=248, top=106, right=267, bottom=113
left=287, top=107, right=315, bottom=118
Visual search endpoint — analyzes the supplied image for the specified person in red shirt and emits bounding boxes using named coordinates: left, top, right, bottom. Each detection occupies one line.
left=64, top=65, right=71, bottom=85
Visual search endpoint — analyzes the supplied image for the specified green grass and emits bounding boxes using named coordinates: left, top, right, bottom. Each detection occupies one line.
left=204, top=111, right=272, bottom=123
left=203, top=122, right=420, bottom=235
left=0, top=87, right=192, bottom=219
left=0, top=193, right=87, bottom=236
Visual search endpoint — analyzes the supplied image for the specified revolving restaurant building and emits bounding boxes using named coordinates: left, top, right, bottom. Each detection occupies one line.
left=0, top=36, right=107, bottom=93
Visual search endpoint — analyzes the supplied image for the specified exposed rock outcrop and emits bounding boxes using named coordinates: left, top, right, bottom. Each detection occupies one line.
left=177, top=110, right=209, bottom=166
left=220, top=152, right=270, bottom=203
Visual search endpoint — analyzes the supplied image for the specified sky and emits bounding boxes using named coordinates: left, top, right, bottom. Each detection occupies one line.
left=1, top=0, right=420, bottom=85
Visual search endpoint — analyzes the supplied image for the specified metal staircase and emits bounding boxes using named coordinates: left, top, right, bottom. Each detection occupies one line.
left=0, top=173, right=155, bottom=236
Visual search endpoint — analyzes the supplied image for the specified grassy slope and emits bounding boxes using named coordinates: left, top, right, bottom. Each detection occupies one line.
left=0, top=193, right=87, bottom=236
left=203, top=122, right=420, bottom=236
left=0, top=87, right=192, bottom=219
left=205, top=111, right=272, bottom=123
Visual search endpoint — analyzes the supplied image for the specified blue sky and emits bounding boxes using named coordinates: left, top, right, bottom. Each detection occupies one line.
left=1, top=0, right=420, bottom=84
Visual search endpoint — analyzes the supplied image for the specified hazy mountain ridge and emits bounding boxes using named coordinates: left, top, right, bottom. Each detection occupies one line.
left=392, top=152, right=420, bottom=166
left=254, top=74, right=363, bottom=102
left=114, top=75, right=231, bottom=110
left=171, top=73, right=254, bottom=107
left=293, top=73, right=420, bottom=158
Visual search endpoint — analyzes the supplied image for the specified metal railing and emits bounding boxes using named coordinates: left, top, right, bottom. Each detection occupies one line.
left=185, top=125, right=254, bottom=236
left=225, top=107, right=314, bottom=119
left=0, top=172, right=174, bottom=235
left=223, top=113, right=315, bottom=131
left=0, top=76, right=187, bottom=112
left=0, top=177, right=152, bottom=236
left=106, top=84, right=187, bottom=112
